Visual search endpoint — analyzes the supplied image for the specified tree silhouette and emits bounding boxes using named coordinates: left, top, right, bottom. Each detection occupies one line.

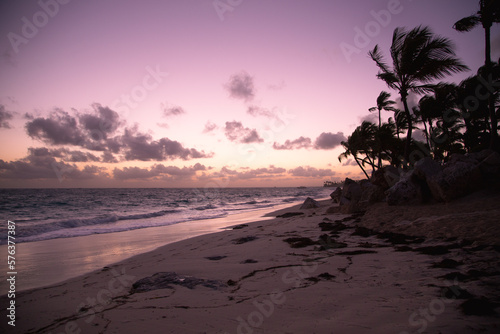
left=454, top=0, right=500, bottom=150
left=369, top=91, right=397, bottom=167
left=369, top=26, right=469, bottom=164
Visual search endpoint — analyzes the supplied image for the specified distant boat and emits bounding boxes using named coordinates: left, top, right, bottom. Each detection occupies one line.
left=297, top=186, right=307, bottom=189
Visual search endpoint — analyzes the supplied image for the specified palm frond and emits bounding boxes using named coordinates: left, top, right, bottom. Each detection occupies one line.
left=453, top=15, right=481, bottom=32
left=369, top=45, right=391, bottom=74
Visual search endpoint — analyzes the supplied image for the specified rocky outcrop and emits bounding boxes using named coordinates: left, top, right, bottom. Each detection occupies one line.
left=300, top=197, right=320, bottom=209
left=370, top=165, right=401, bottom=190
left=386, top=150, right=500, bottom=205
left=330, top=187, right=342, bottom=203
left=334, top=149, right=500, bottom=209
left=337, top=178, right=385, bottom=213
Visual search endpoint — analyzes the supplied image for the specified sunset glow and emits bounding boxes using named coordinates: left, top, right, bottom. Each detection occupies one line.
left=0, top=0, right=497, bottom=187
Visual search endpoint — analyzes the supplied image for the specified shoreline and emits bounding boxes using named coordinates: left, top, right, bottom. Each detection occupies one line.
left=0, top=200, right=304, bottom=293
left=2, top=196, right=499, bottom=333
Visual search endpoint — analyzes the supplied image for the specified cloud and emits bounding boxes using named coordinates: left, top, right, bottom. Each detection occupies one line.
left=360, top=112, right=378, bottom=124
left=313, top=132, right=346, bottom=150
left=101, top=151, right=118, bottom=163
left=113, top=163, right=207, bottom=180
left=288, top=166, right=335, bottom=178
left=273, top=136, right=312, bottom=150
left=162, top=104, right=185, bottom=117
left=268, top=80, right=286, bottom=91
left=203, top=121, right=218, bottom=134
left=225, top=71, right=255, bottom=102
left=341, top=158, right=358, bottom=167
left=224, top=121, right=264, bottom=144
left=0, top=148, right=106, bottom=180
left=27, top=147, right=101, bottom=163
left=0, top=105, right=14, bottom=129
left=24, top=104, right=211, bottom=162
left=206, top=165, right=286, bottom=180
left=78, top=104, right=121, bottom=140
left=25, top=109, right=85, bottom=145
left=247, top=105, right=276, bottom=119
left=121, top=128, right=212, bottom=161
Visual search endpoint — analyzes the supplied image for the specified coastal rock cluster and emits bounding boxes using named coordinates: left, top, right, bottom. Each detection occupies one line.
left=331, top=149, right=500, bottom=212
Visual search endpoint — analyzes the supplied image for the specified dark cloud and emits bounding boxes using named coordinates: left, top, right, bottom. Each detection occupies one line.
left=273, top=136, right=312, bottom=150
left=202, top=121, right=218, bottom=133
left=288, top=166, right=334, bottom=178
left=78, top=104, right=121, bottom=139
left=113, top=163, right=207, bottom=180
left=224, top=121, right=263, bottom=144
left=24, top=105, right=211, bottom=162
left=121, top=128, right=212, bottom=161
left=27, top=147, right=101, bottom=163
left=225, top=71, right=255, bottom=102
left=313, top=132, right=346, bottom=150
left=0, top=105, right=14, bottom=129
left=25, top=109, right=85, bottom=145
left=0, top=148, right=105, bottom=180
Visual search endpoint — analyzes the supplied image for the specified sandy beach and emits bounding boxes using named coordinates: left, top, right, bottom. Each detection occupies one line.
left=2, top=194, right=499, bottom=334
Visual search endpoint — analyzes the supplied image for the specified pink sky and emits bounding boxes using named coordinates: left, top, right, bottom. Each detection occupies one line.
left=0, top=0, right=498, bottom=187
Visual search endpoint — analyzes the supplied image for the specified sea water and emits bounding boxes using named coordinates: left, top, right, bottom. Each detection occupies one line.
left=0, top=187, right=331, bottom=245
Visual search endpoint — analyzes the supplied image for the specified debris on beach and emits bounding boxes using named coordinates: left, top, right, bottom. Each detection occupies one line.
left=131, top=272, right=226, bottom=292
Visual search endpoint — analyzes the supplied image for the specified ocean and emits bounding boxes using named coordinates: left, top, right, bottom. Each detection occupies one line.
left=0, top=187, right=332, bottom=245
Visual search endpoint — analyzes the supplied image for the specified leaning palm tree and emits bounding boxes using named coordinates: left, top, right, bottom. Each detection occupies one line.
left=369, top=91, right=396, bottom=167
left=369, top=26, right=469, bottom=164
left=454, top=0, right=500, bottom=150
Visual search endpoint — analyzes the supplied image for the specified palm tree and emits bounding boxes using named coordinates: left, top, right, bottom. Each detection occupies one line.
left=369, top=91, right=397, bottom=130
left=369, top=91, right=396, bottom=167
left=338, top=138, right=370, bottom=180
left=339, top=122, right=378, bottom=179
left=454, top=0, right=500, bottom=150
left=454, top=0, right=500, bottom=68
left=369, top=26, right=469, bottom=164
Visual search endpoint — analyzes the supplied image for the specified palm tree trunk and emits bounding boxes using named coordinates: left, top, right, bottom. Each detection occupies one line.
left=401, top=94, right=412, bottom=165
left=355, top=157, right=370, bottom=179
left=377, top=108, right=382, bottom=168
left=484, top=25, right=499, bottom=150
left=421, top=115, right=431, bottom=154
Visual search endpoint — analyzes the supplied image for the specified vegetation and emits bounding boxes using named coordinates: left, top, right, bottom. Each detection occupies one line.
left=339, top=1, right=500, bottom=178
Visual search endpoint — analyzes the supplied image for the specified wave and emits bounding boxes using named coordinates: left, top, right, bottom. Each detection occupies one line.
left=7, top=210, right=229, bottom=244
left=193, top=204, right=218, bottom=211
left=0, top=209, right=179, bottom=244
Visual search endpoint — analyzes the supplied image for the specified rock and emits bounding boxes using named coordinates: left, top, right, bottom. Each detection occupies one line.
left=338, top=178, right=363, bottom=213
left=326, top=206, right=340, bottom=214
left=284, top=237, right=317, bottom=248
left=370, top=166, right=401, bottom=190
left=300, top=197, right=320, bottom=209
left=478, top=151, right=500, bottom=179
left=429, top=160, right=482, bottom=202
left=330, top=187, right=342, bottom=203
left=413, top=157, right=442, bottom=180
left=359, top=180, right=385, bottom=204
left=460, top=298, right=497, bottom=316
left=386, top=171, right=420, bottom=205
left=341, top=178, right=362, bottom=202
left=276, top=212, right=304, bottom=218
left=413, top=157, right=444, bottom=202
left=232, top=236, right=258, bottom=244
